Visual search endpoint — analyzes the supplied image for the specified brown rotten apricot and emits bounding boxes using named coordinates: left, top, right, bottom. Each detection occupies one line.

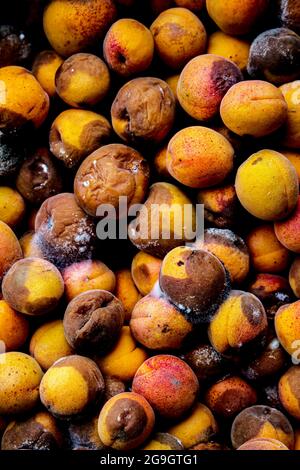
left=98, top=392, right=155, bottom=450
left=32, top=50, right=63, bottom=97
left=50, top=109, right=111, bottom=169
left=150, top=8, right=207, bottom=70
left=177, top=54, right=243, bottom=121
left=63, top=290, right=124, bottom=354
left=111, top=77, right=175, bottom=144
left=159, top=246, right=230, bottom=324
left=74, top=144, right=150, bottom=218
left=104, top=19, right=154, bottom=77
left=66, top=415, right=105, bottom=450
left=197, top=184, right=239, bottom=229
left=166, top=127, right=234, bottom=189
left=2, top=257, right=64, bottom=316
left=207, top=32, right=250, bottom=72
left=43, top=0, right=116, bottom=57
left=183, top=344, right=229, bottom=383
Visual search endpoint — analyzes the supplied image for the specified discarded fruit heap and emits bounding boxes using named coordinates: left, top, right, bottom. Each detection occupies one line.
left=0, top=0, right=300, bottom=452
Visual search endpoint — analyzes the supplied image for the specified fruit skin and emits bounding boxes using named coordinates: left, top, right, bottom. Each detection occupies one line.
left=2, top=257, right=64, bottom=316
left=114, top=269, right=142, bottom=322
left=246, top=224, right=290, bottom=273
left=289, top=257, right=300, bottom=297
left=208, top=290, right=268, bottom=358
left=279, top=366, right=300, bottom=420
left=95, top=326, right=148, bottom=382
left=104, top=19, right=154, bottom=77
left=277, top=0, right=300, bottom=33
left=111, top=77, right=175, bottom=144
left=231, top=405, right=294, bottom=450
left=0, top=352, right=43, bottom=415
left=150, top=8, right=207, bottom=70
left=177, top=54, right=243, bottom=121
left=55, top=53, right=110, bottom=108
left=275, top=301, right=300, bottom=356
left=183, top=344, right=229, bottom=383
left=197, top=184, right=239, bottom=229
left=220, top=81, right=288, bottom=138
left=30, top=320, right=74, bottom=371
left=207, top=32, right=250, bottom=71
left=167, top=403, right=218, bottom=449
left=132, top=355, right=199, bottom=420
left=0, top=187, right=25, bottom=228
left=1, top=411, right=63, bottom=450
left=280, top=81, right=300, bottom=149
left=205, top=376, right=257, bottom=419
left=282, top=150, right=300, bottom=181
left=62, top=260, right=116, bottom=302
left=0, top=300, right=29, bottom=352
left=166, top=127, right=234, bottom=189
left=275, top=196, right=300, bottom=253
left=0, top=127, right=28, bottom=177
left=247, top=28, right=300, bottom=85
left=237, top=437, right=289, bottom=450
left=206, top=0, right=269, bottom=36
left=40, top=355, right=105, bottom=420
left=98, top=392, right=155, bottom=450
left=43, top=0, right=117, bottom=57
left=159, top=246, right=230, bottom=324
left=66, top=415, right=105, bottom=450
left=131, top=252, right=162, bottom=296
left=50, top=109, right=111, bottom=169
left=143, top=433, right=183, bottom=450
left=130, top=294, right=192, bottom=350
left=235, top=150, right=298, bottom=221
left=32, top=50, right=63, bottom=97
left=0, top=66, right=49, bottom=129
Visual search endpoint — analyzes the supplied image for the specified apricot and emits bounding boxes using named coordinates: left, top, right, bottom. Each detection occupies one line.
left=278, top=0, right=300, bottom=33
left=74, top=144, right=150, bottom=218
left=104, top=19, right=154, bottom=77
left=34, top=193, right=97, bottom=268
left=238, top=437, right=289, bottom=450
left=104, top=376, right=126, bottom=403
left=0, top=300, right=29, bottom=352
left=19, top=232, right=43, bottom=259
left=128, top=183, right=196, bottom=258
left=166, top=127, right=234, bottom=189
left=248, top=28, right=300, bottom=85
left=143, top=433, right=183, bottom=450
left=183, top=344, right=229, bottom=383
left=153, top=145, right=171, bottom=179
left=0, top=221, right=22, bottom=280
left=1, top=411, right=62, bottom=450
left=0, top=127, right=28, bottom=177
left=63, top=290, right=124, bottom=354
left=50, top=109, right=111, bottom=169
left=43, top=0, right=116, bottom=57
left=231, top=405, right=294, bottom=449
left=32, top=50, right=63, bottom=97
left=0, top=186, right=25, bottom=227
left=282, top=150, right=300, bottom=180
left=0, top=66, right=49, bottom=129
left=205, top=376, right=257, bottom=419
left=167, top=403, right=218, bottom=448
left=279, top=366, right=300, bottom=419
left=131, top=251, right=162, bottom=296
left=62, top=260, right=115, bottom=302
left=207, top=32, right=250, bottom=71
left=66, top=415, right=105, bottom=450
left=111, top=77, right=175, bottom=144
left=206, top=0, right=269, bottom=36
left=130, top=294, right=192, bottom=350
left=114, top=269, right=142, bottom=322
left=132, top=355, right=199, bottom=419
left=275, top=301, right=300, bottom=356
left=55, top=53, right=110, bottom=108
left=40, top=355, right=105, bottom=420
left=98, top=392, right=155, bottom=450
left=159, top=246, right=230, bottom=324
left=220, top=81, right=288, bottom=137
left=197, top=184, right=239, bottom=229
left=280, top=81, right=300, bottom=149
left=208, top=290, right=268, bottom=358
left=235, top=150, right=298, bottom=221
left=246, top=224, right=290, bottom=273
left=165, top=75, right=179, bottom=103
left=150, top=8, right=207, bottom=70
left=16, top=147, right=63, bottom=204
left=96, top=326, right=148, bottom=382
left=177, top=54, right=242, bottom=121
left=275, top=196, right=300, bottom=252
left=2, top=258, right=64, bottom=316
left=0, top=352, right=43, bottom=415
left=196, top=228, right=249, bottom=284
left=248, top=273, right=294, bottom=320
left=30, top=320, right=74, bottom=371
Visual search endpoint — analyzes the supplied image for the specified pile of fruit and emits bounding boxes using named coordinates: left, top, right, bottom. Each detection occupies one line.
left=0, top=0, right=300, bottom=451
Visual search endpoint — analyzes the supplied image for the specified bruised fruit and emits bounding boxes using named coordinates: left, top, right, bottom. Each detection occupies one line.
left=32, top=50, right=63, bottom=97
